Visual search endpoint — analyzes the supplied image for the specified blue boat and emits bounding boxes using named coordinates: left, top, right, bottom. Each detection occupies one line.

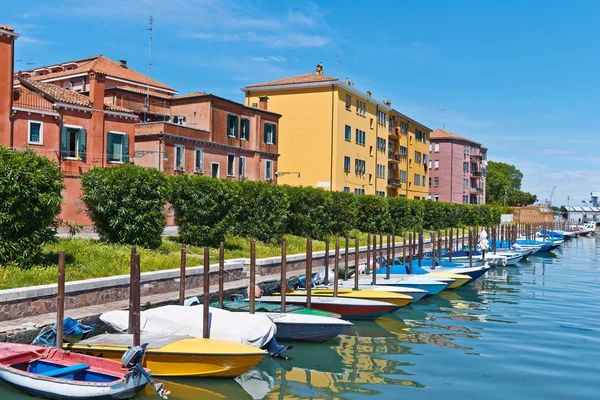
left=378, top=260, right=489, bottom=285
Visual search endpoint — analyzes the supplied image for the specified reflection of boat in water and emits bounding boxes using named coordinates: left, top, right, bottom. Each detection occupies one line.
left=153, top=377, right=252, bottom=400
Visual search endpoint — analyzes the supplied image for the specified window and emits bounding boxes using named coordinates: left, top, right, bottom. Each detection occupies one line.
left=239, top=156, right=246, bottom=178
left=354, top=159, right=366, bottom=174
left=28, top=121, right=43, bottom=145
left=264, top=123, right=277, bottom=145
left=399, top=146, right=408, bottom=158
left=344, top=187, right=350, bottom=193
left=423, top=132, right=427, bottom=143
left=345, top=94, right=351, bottom=109
left=429, top=177, right=432, bottom=186
left=376, top=137, right=386, bottom=151
left=354, top=188, right=365, bottom=195
left=423, top=154, right=428, bottom=165
left=227, top=114, right=239, bottom=138
left=370, top=118, right=374, bottom=129
left=240, top=118, right=250, bottom=140
left=400, top=121, right=408, bottom=135
left=434, top=194, right=439, bottom=202
left=376, top=191, right=385, bottom=197
left=388, top=118, right=393, bottom=133
left=434, top=143, right=440, bottom=152
left=344, top=156, right=351, bottom=172
left=356, top=100, right=366, bottom=116
left=227, top=154, right=236, bottom=176
left=400, top=170, right=407, bottom=182
left=414, top=173, right=420, bottom=185
left=377, top=110, right=387, bottom=126
left=463, top=195, right=468, bottom=204
left=376, top=164, right=385, bottom=178
left=174, top=144, right=185, bottom=170
left=355, top=129, right=366, bottom=145
left=463, top=161, right=469, bottom=174
left=415, top=129, right=423, bottom=142
left=414, top=151, right=422, bottom=164
left=61, top=125, right=86, bottom=160
left=434, top=160, right=439, bottom=169
left=345, top=125, right=351, bottom=141
left=265, top=160, right=273, bottom=180
left=211, top=162, right=220, bottom=178
left=422, top=176, right=426, bottom=186
left=107, top=132, right=129, bottom=163
left=194, top=148, right=204, bottom=173
left=429, top=160, right=432, bottom=169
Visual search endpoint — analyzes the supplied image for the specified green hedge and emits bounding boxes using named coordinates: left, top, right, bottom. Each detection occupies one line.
left=0, top=147, right=64, bottom=267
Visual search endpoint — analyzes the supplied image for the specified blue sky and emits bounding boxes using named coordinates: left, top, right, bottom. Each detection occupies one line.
left=5, top=0, right=599, bottom=207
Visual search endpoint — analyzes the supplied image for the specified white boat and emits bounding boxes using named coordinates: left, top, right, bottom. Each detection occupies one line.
left=335, top=281, right=429, bottom=302
left=101, top=305, right=276, bottom=349
left=487, top=252, right=526, bottom=266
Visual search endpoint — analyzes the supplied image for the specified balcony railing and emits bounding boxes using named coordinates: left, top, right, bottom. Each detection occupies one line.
left=470, top=187, right=483, bottom=193
left=388, top=151, right=401, bottom=162
left=388, top=177, right=402, bottom=187
left=388, top=127, right=400, bottom=138
left=471, top=170, right=482, bottom=177
left=470, top=153, right=484, bottom=160
left=13, top=90, right=55, bottom=112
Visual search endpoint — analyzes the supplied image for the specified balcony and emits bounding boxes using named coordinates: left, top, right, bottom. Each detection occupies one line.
left=388, top=151, right=401, bottom=162
left=470, top=153, right=484, bottom=160
left=388, top=127, right=400, bottom=138
left=470, top=187, right=483, bottom=194
left=470, top=170, right=482, bottom=177
left=13, top=89, right=55, bottom=113
left=388, top=177, right=402, bottom=188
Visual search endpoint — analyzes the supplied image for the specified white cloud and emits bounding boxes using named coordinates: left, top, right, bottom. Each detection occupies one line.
left=250, top=56, right=287, bottom=62
left=187, top=31, right=328, bottom=48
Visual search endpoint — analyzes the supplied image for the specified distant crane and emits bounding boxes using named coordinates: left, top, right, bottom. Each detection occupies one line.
left=548, top=185, right=556, bottom=207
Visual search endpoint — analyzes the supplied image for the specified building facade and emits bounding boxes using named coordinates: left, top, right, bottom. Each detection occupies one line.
left=242, top=64, right=431, bottom=199
left=428, top=129, right=487, bottom=204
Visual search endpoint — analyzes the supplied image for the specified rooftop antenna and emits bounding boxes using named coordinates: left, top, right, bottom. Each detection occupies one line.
left=336, top=54, right=341, bottom=79
left=144, top=16, right=153, bottom=122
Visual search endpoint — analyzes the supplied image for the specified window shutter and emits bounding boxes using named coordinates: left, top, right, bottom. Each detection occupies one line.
left=60, top=126, right=68, bottom=158
left=272, top=125, right=277, bottom=145
left=234, top=117, right=239, bottom=138
left=106, top=132, right=114, bottom=162
left=123, top=134, right=130, bottom=162
left=78, top=129, right=87, bottom=160
left=264, top=124, right=268, bottom=144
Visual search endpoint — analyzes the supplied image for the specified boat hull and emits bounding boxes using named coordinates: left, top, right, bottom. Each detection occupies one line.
left=288, top=289, right=413, bottom=307
left=368, top=279, right=448, bottom=296
left=267, top=314, right=352, bottom=342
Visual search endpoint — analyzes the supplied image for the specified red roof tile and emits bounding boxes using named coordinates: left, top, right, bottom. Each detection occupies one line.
left=430, top=129, right=481, bottom=145
left=29, top=56, right=174, bottom=91
left=19, top=78, right=134, bottom=114
left=0, top=24, right=15, bottom=32
left=109, top=85, right=173, bottom=100
left=245, top=73, right=339, bottom=88
left=173, top=91, right=207, bottom=100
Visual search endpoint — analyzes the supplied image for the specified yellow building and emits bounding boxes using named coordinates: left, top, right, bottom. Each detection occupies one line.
left=242, top=64, right=431, bottom=199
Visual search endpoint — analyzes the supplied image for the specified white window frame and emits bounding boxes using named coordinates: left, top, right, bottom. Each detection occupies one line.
left=107, top=131, right=127, bottom=164
left=174, top=144, right=185, bottom=171
left=265, top=123, right=276, bottom=145
left=434, top=160, right=440, bottom=169
left=434, top=143, right=440, bottom=152
left=211, top=162, right=220, bottom=178
left=265, top=160, right=273, bottom=180
left=27, top=120, right=43, bottom=145
left=227, top=153, right=236, bottom=177
left=194, top=148, right=204, bottom=174
left=240, top=118, right=249, bottom=141
left=239, top=156, right=247, bottom=178
left=64, top=124, right=83, bottom=160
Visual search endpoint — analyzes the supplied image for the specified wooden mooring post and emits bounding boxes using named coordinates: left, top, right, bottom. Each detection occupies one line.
left=372, top=234, right=377, bottom=285
left=366, top=233, right=371, bottom=275
left=56, top=251, right=65, bottom=350
left=430, top=230, right=436, bottom=270
left=179, top=244, right=186, bottom=306
left=306, top=237, right=312, bottom=309
left=386, top=234, right=391, bottom=279
left=203, top=247, right=210, bottom=338
left=334, top=238, right=340, bottom=297
left=324, top=235, right=329, bottom=285
left=132, top=254, right=141, bottom=347
left=128, top=246, right=136, bottom=334
left=408, top=233, right=413, bottom=274
left=354, top=235, right=360, bottom=290
left=281, top=238, right=287, bottom=313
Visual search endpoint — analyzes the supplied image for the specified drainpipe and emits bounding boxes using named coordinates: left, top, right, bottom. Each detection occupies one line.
left=210, top=97, right=215, bottom=142
left=9, top=34, right=15, bottom=148
left=158, top=135, right=163, bottom=171
left=329, top=85, right=334, bottom=191
left=58, top=107, right=64, bottom=168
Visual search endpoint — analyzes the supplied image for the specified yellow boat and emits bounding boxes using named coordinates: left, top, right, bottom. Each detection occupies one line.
left=67, top=333, right=267, bottom=378
left=425, top=272, right=470, bottom=289
left=284, top=289, right=412, bottom=307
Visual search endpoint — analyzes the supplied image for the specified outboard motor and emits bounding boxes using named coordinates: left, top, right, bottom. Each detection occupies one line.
left=122, top=344, right=170, bottom=399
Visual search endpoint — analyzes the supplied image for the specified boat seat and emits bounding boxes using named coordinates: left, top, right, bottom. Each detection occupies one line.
left=39, top=363, right=90, bottom=377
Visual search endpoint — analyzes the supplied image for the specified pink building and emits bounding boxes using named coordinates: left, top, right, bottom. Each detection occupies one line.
left=428, top=129, right=487, bottom=204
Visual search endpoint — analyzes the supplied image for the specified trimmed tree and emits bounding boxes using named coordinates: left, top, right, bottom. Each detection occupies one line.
left=0, top=147, right=64, bottom=267
left=327, top=191, right=357, bottom=236
left=81, top=164, right=167, bottom=249
left=168, top=175, right=231, bottom=246
left=355, top=194, right=391, bottom=233
left=282, top=185, right=332, bottom=239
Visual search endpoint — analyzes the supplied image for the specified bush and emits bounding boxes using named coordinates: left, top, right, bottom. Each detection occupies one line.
left=0, top=147, right=64, bottom=267
left=282, top=185, right=332, bottom=240
left=327, top=191, right=357, bottom=235
left=388, top=197, right=423, bottom=232
left=168, top=175, right=231, bottom=246
left=355, top=195, right=391, bottom=233
left=229, top=180, right=289, bottom=243
left=81, top=164, right=167, bottom=249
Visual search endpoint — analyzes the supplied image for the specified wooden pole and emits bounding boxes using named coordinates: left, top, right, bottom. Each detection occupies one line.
left=449, top=229, right=453, bottom=261
left=445, top=229, right=449, bottom=255
left=334, top=238, right=340, bottom=296
left=469, top=228, right=473, bottom=268
left=372, top=234, right=377, bottom=285
left=344, top=233, right=349, bottom=281
left=408, top=233, right=413, bottom=274
left=281, top=238, right=287, bottom=312
left=418, top=231, right=423, bottom=268
left=438, top=230, right=443, bottom=267
left=430, top=230, right=436, bottom=269
left=386, top=234, right=391, bottom=279
left=133, top=254, right=141, bottom=347
left=402, top=232, right=406, bottom=266
left=203, top=247, right=210, bottom=338
left=56, top=251, right=65, bottom=349
left=462, top=227, right=465, bottom=250
left=366, top=233, right=371, bottom=275
left=354, top=235, right=359, bottom=290
left=392, top=231, right=396, bottom=269
left=179, top=244, right=187, bottom=306
left=306, top=237, right=312, bottom=309
left=379, top=232, right=383, bottom=269
left=324, top=235, right=329, bottom=285
left=249, top=241, right=256, bottom=314
left=128, top=246, right=136, bottom=334
left=218, top=242, right=224, bottom=308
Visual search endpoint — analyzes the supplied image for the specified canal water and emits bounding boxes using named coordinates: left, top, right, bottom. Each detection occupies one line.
left=1, top=237, right=599, bottom=399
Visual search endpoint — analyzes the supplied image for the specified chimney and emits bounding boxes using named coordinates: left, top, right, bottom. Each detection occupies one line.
left=315, top=62, right=323, bottom=76
left=366, top=91, right=371, bottom=97
left=89, top=72, right=106, bottom=111
left=259, top=96, right=269, bottom=110
left=345, top=77, right=350, bottom=85
left=119, top=59, right=127, bottom=68
left=0, top=25, right=18, bottom=147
